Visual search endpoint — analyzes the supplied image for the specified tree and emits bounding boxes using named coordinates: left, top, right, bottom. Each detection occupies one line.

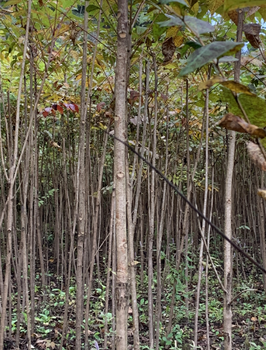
left=113, top=1, right=129, bottom=348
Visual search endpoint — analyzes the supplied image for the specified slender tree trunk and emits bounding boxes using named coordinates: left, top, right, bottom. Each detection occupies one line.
left=224, top=8, right=244, bottom=350
left=75, top=3, right=89, bottom=348
left=148, top=53, right=158, bottom=349
left=0, top=2, right=32, bottom=348
left=114, top=1, right=129, bottom=348
left=194, top=68, right=210, bottom=349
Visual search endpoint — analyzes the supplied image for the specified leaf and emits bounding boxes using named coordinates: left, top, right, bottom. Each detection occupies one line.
left=173, top=35, right=184, bottom=47
left=86, top=5, right=100, bottom=12
left=97, top=102, right=106, bottom=112
left=241, top=56, right=262, bottom=67
left=179, top=41, right=243, bottom=77
left=185, top=41, right=202, bottom=49
left=219, top=81, right=255, bottom=95
left=224, top=0, right=266, bottom=12
left=166, top=26, right=180, bottom=38
left=158, top=14, right=183, bottom=27
left=4, top=0, right=21, bottom=5
left=243, top=23, right=261, bottom=35
left=159, top=15, right=215, bottom=35
left=246, top=141, right=266, bottom=172
left=218, top=113, right=266, bottom=138
left=159, top=0, right=188, bottom=5
left=238, top=120, right=266, bottom=138
left=218, top=55, right=239, bottom=62
left=218, top=113, right=249, bottom=133
left=228, top=10, right=239, bottom=24
left=70, top=103, right=79, bottom=112
left=198, top=76, right=225, bottom=90
left=162, top=37, right=176, bottom=63
left=209, top=0, right=224, bottom=15
left=184, top=16, right=215, bottom=35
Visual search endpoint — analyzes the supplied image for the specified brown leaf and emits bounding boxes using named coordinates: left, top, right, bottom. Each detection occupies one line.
left=96, top=102, right=106, bottom=112
left=228, top=10, right=239, bottom=24
left=128, top=90, right=141, bottom=105
left=162, top=37, right=176, bottom=64
left=238, top=120, right=266, bottom=138
left=243, top=23, right=261, bottom=36
left=241, top=56, right=263, bottom=68
left=218, top=113, right=249, bottom=133
left=244, top=24, right=261, bottom=48
left=245, top=32, right=261, bottom=48
left=219, top=114, right=266, bottom=138
left=246, top=141, right=266, bottom=171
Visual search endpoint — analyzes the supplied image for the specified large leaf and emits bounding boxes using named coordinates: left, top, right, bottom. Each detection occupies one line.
left=159, top=15, right=215, bottom=35
left=224, top=0, right=266, bottom=12
left=219, top=88, right=266, bottom=148
left=179, top=41, right=243, bottom=77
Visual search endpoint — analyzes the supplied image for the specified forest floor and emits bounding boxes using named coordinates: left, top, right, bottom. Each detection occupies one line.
left=4, top=261, right=266, bottom=350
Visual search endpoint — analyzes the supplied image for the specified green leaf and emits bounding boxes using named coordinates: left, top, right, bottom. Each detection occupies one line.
left=179, top=41, right=243, bottom=77
left=86, top=5, right=100, bottom=13
left=4, top=0, right=21, bottom=5
left=224, top=0, right=266, bottom=11
left=185, top=41, right=202, bottom=49
left=184, top=16, right=215, bottom=35
left=219, top=88, right=266, bottom=148
left=158, top=14, right=183, bottom=27
left=159, top=0, right=188, bottom=6
left=219, top=55, right=239, bottom=62
left=158, top=15, right=215, bottom=35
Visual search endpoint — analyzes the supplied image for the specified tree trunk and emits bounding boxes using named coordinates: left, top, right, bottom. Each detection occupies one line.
left=223, top=8, right=244, bottom=350
left=114, top=1, right=129, bottom=349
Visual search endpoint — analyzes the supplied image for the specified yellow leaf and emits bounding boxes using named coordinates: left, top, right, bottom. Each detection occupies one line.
left=219, top=81, right=254, bottom=95
left=166, top=27, right=179, bottom=38
left=191, top=2, right=199, bottom=14
left=70, top=50, right=79, bottom=62
left=259, top=7, right=266, bottom=20
left=224, top=0, right=266, bottom=12
left=173, top=35, right=184, bottom=47
left=172, top=4, right=182, bottom=16
left=198, top=76, right=225, bottom=90
left=209, top=0, right=224, bottom=15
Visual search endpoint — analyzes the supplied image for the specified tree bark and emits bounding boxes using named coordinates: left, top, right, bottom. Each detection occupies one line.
left=114, top=1, right=129, bottom=348
left=224, top=8, right=244, bottom=350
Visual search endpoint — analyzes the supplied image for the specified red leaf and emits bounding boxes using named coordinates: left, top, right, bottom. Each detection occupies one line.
left=42, top=111, right=49, bottom=117
left=69, top=104, right=76, bottom=112
left=57, top=105, right=64, bottom=114
left=97, top=102, right=106, bottom=112
left=73, top=104, right=79, bottom=112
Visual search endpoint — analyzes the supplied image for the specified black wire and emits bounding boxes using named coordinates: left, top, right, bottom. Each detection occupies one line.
left=107, top=130, right=266, bottom=275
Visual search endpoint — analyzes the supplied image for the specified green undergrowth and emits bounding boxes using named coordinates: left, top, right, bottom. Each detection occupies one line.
left=8, top=257, right=266, bottom=350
